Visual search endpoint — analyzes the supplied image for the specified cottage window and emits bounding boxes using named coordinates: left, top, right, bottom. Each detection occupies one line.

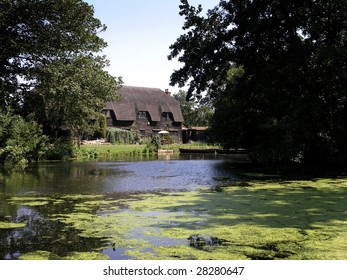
left=138, top=111, right=147, bottom=119
left=102, top=110, right=111, bottom=118
left=161, top=112, right=171, bottom=120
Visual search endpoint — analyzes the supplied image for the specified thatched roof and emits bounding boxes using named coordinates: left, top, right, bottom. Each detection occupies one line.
left=104, top=86, right=184, bottom=122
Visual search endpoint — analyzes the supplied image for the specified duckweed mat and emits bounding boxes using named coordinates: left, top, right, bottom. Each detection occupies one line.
left=1, top=177, right=346, bottom=260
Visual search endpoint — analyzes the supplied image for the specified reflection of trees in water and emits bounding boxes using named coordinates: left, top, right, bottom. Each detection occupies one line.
left=0, top=162, right=107, bottom=194
left=0, top=205, right=104, bottom=260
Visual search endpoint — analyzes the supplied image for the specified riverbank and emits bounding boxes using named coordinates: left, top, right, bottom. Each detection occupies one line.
left=77, top=143, right=222, bottom=158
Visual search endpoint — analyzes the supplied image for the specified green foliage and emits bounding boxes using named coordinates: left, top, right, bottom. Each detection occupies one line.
left=26, top=54, right=121, bottom=138
left=0, top=0, right=108, bottom=109
left=0, top=0, right=122, bottom=157
left=173, top=90, right=213, bottom=127
left=44, top=137, right=77, bottom=160
left=170, top=0, right=347, bottom=168
left=160, top=133, right=174, bottom=145
left=0, top=112, right=47, bottom=169
left=94, top=113, right=107, bottom=139
left=78, top=147, right=99, bottom=159
left=191, top=106, right=213, bottom=127
left=143, top=144, right=157, bottom=155
left=99, top=114, right=107, bottom=139
left=145, top=135, right=161, bottom=152
left=106, top=128, right=135, bottom=144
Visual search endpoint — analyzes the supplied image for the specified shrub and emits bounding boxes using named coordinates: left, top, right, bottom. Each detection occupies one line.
left=44, top=137, right=77, bottom=160
left=160, top=133, right=174, bottom=145
left=106, top=128, right=135, bottom=144
left=78, top=147, right=99, bottom=159
left=149, top=135, right=161, bottom=151
left=0, top=112, right=48, bottom=169
left=94, top=113, right=107, bottom=139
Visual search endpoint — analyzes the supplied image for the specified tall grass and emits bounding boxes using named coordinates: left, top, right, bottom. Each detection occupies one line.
left=77, top=144, right=149, bottom=159
left=77, top=142, right=222, bottom=159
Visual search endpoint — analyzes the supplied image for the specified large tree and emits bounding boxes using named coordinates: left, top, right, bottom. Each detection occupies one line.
left=25, top=54, right=121, bottom=139
left=0, top=0, right=119, bottom=133
left=169, top=0, right=347, bottom=167
left=0, top=0, right=120, bottom=164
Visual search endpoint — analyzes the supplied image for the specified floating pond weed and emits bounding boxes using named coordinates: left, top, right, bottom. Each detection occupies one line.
left=8, top=196, right=52, bottom=207
left=2, top=174, right=347, bottom=259
left=112, top=177, right=347, bottom=260
left=19, top=250, right=108, bottom=260
left=63, top=251, right=109, bottom=260
left=0, top=221, right=27, bottom=229
left=19, top=250, right=60, bottom=260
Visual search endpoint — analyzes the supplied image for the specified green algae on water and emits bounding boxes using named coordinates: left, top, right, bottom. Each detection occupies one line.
left=74, top=199, right=120, bottom=212
left=8, top=196, right=52, bottom=207
left=113, top=177, right=347, bottom=260
left=60, top=194, right=104, bottom=200
left=0, top=221, right=27, bottom=229
left=19, top=251, right=59, bottom=260
left=63, top=251, right=109, bottom=260
left=6, top=176, right=347, bottom=260
left=19, top=250, right=107, bottom=260
left=49, top=211, right=151, bottom=249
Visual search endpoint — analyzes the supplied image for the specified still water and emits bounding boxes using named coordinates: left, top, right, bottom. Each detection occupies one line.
left=0, top=155, right=244, bottom=260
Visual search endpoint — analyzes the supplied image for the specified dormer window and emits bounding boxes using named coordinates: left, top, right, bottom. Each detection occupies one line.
left=162, top=112, right=171, bottom=120
left=138, top=111, right=147, bottom=119
left=102, top=110, right=111, bottom=118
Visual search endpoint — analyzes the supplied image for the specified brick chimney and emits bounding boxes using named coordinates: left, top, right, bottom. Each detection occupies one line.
left=165, top=89, right=171, bottom=95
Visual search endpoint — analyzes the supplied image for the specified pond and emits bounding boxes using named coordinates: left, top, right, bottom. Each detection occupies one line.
left=1, top=155, right=347, bottom=260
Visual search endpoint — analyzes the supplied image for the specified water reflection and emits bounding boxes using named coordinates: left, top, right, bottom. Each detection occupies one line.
left=0, top=204, right=104, bottom=260
left=1, top=156, right=243, bottom=195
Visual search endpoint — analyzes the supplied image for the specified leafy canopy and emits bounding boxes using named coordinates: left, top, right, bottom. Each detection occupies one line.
left=26, top=54, right=120, bottom=137
left=0, top=0, right=110, bottom=108
left=0, top=111, right=47, bottom=168
left=0, top=0, right=121, bottom=164
left=169, top=0, right=347, bottom=167
left=1, top=0, right=121, bottom=132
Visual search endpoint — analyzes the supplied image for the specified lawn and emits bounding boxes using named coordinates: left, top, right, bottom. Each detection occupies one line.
left=78, top=144, right=148, bottom=158
left=77, top=142, right=221, bottom=158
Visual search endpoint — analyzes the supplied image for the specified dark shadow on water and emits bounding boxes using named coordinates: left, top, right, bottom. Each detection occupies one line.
left=156, top=178, right=347, bottom=229
left=147, top=174, right=347, bottom=259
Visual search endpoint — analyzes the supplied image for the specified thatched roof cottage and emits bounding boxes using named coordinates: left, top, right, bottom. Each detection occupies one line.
left=102, top=86, right=184, bottom=142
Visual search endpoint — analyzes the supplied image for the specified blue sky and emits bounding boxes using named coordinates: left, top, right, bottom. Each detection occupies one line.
left=84, top=0, right=216, bottom=93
